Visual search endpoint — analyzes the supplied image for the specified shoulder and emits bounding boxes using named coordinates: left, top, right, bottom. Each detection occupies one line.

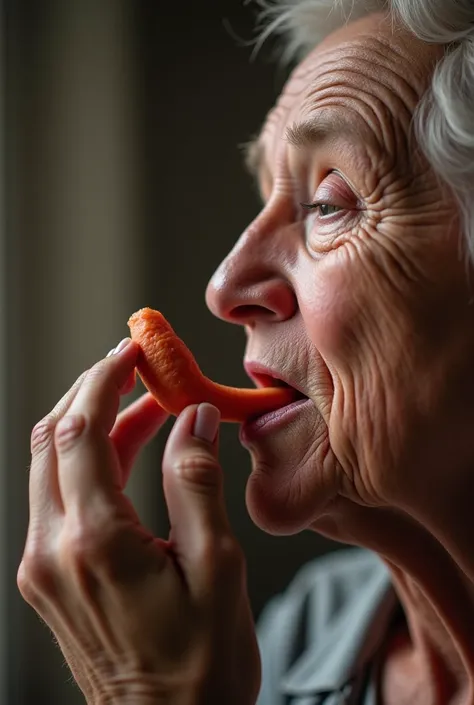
left=256, top=548, right=391, bottom=705
left=259, top=547, right=388, bottom=631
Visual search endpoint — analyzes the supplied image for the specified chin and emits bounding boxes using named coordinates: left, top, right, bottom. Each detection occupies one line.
left=244, top=456, right=337, bottom=536
left=241, top=409, right=339, bottom=534
left=245, top=480, right=311, bottom=535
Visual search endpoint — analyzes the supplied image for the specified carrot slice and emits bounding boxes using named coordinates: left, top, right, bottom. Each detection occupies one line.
left=127, top=307, right=298, bottom=422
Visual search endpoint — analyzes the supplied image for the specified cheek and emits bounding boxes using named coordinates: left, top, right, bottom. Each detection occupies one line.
left=299, top=251, right=366, bottom=362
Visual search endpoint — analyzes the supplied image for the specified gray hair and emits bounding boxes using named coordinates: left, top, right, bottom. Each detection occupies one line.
left=254, top=0, right=474, bottom=261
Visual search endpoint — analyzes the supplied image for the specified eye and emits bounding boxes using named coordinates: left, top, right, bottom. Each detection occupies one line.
left=300, top=202, right=343, bottom=218
left=299, top=171, right=361, bottom=225
left=300, top=173, right=363, bottom=254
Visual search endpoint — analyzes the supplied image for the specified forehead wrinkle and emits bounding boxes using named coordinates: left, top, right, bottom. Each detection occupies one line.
left=311, top=52, right=423, bottom=121
left=329, top=36, right=428, bottom=87
left=349, top=39, right=429, bottom=101
left=302, top=88, right=402, bottom=164
left=244, top=19, right=441, bottom=208
left=296, top=55, right=419, bottom=173
left=302, top=56, right=417, bottom=125
left=291, top=35, right=428, bottom=133
left=351, top=33, right=441, bottom=95
left=294, top=32, right=435, bottom=95
left=249, top=28, right=432, bottom=189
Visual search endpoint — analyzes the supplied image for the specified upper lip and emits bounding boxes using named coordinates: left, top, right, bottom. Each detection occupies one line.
left=244, top=361, right=308, bottom=398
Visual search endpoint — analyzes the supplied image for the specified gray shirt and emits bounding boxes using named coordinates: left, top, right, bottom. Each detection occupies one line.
left=256, top=548, right=400, bottom=705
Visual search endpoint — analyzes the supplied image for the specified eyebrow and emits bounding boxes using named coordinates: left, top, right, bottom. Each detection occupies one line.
left=242, top=112, right=368, bottom=180
left=286, top=114, right=353, bottom=148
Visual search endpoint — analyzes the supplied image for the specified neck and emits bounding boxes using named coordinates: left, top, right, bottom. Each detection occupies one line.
left=312, top=502, right=474, bottom=704
left=384, top=563, right=472, bottom=705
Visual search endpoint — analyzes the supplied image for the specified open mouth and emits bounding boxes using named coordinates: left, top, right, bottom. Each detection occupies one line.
left=250, top=373, right=308, bottom=402
left=241, top=372, right=311, bottom=438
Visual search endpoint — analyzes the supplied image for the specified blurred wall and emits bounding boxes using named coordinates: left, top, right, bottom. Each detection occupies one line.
left=4, top=1, right=338, bottom=703
left=0, top=0, right=6, bottom=700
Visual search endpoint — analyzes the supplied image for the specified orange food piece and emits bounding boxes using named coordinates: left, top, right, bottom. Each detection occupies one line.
left=127, top=308, right=297, bottom=423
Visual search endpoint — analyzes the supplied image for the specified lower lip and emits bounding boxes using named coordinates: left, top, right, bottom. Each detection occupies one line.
left=240, top=398, right=312, bottom=443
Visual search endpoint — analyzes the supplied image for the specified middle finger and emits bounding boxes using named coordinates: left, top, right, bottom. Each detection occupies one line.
left=110, top=392, right=169, bottom=488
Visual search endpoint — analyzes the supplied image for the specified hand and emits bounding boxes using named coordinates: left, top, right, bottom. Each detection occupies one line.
left=17, top=338, right=261, bottom=705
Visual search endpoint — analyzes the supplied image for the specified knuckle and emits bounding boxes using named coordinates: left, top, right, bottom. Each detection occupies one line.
left=54, top=414, right=87, bottom=452
left=172, top=455, right=221, bottom=490
left=17, top=563, right=36, bottom=603
left=18, top=547, right=56, bottom=602
left=63, top=524, right=95, bottom=561
left=60, top=512, right=116, bottom=568
left=60, top=414, right=103, bottom=446
left=30, top=416, right=56, bottom=453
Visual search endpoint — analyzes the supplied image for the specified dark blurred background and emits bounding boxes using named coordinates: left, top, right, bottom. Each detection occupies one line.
left=2, top=1, right=337, bottom=702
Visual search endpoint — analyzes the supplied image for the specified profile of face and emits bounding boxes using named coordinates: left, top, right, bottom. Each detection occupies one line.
left=206, top=13, right=474, bottom=537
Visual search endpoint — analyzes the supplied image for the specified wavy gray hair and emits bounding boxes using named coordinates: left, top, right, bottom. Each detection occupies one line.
left=254, top=0, right=474, bottom=261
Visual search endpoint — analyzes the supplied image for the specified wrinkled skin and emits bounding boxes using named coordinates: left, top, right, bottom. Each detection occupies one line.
left=18, top=10, right=474, bottom=705
left=207, top=14, right=474, bottom=536
left=206, top=12, right=474, bottom=705
left=18, top=344, right=260, bottom=705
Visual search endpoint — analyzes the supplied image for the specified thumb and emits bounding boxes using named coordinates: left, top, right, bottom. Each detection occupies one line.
left=162, top=403, right=233, bottom=586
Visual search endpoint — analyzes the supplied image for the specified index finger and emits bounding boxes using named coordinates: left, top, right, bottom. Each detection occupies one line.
left=54, top=339, right=139, bottom=508
left=28, top=369, right=90, bottom=524
left=69, top=339, right=139, bottom=430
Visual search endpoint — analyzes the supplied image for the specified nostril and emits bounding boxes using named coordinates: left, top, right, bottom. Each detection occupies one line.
left=230, top=305, right=274, bottom=323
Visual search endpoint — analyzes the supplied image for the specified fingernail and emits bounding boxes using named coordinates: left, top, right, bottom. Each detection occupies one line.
left=112, top=338, right=131, bottom=355
left=193, top=403, right=220, bottom=443
left=106, top=346, right=115, bottom=358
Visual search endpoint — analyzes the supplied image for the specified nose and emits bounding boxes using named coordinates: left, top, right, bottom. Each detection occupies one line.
left=205, top=198, right=298, bottom=327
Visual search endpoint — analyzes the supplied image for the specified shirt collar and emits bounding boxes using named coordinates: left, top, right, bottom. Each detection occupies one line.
left=280, top=567, right=397, bottom=697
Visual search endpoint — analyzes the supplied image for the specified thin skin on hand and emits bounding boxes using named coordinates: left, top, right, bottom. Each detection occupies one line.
left=127, top=308, right=297, bottom=422
left=19, top=342, right=261, bottom=705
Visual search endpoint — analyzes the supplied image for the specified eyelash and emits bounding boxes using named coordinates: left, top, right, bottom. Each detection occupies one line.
left=300, top=202, right=342, bottom=218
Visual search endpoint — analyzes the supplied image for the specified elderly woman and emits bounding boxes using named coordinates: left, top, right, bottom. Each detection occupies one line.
left=17, top=0, right=474, bottom=703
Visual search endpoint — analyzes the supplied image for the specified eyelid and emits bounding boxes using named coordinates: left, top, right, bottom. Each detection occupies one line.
left=299, top=178, right=363, bottom=224
left=327, top=169, right=362, bottom=199
left=306, top=171, right=362, bottom=211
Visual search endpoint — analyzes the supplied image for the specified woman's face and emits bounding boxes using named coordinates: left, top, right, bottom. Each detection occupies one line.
left=206, top=13, right=474, bottom=535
